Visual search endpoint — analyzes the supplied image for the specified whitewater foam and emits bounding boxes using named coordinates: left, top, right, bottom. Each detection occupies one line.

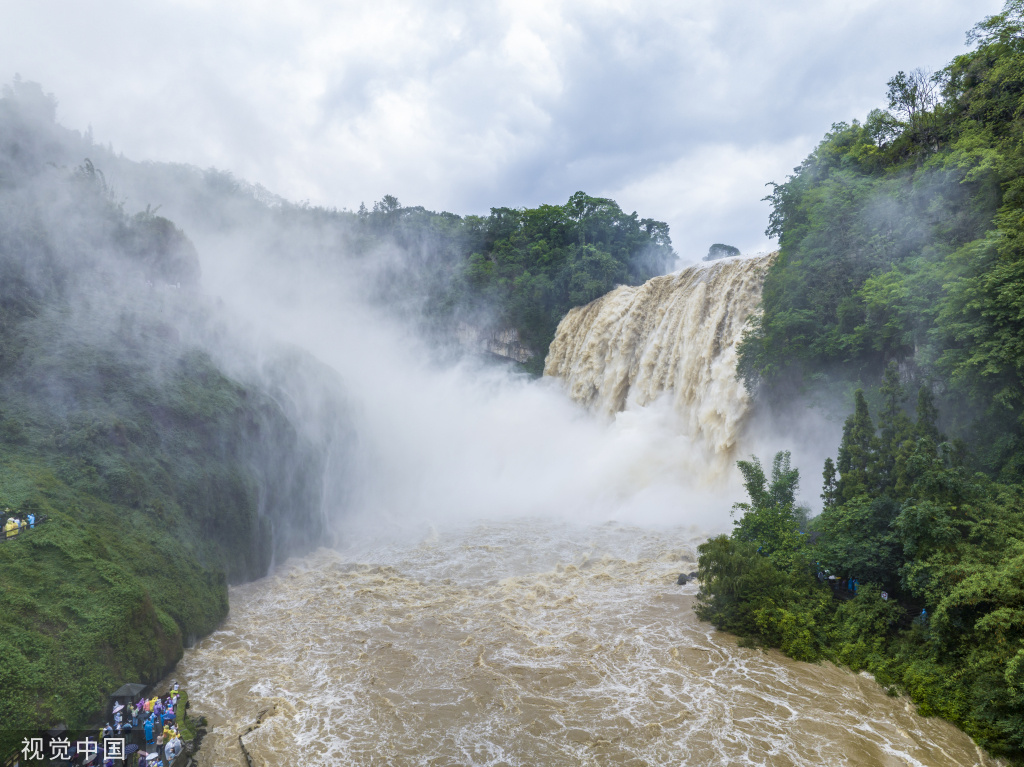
left=171, top=519, right=995, bottom=767
left=545, top=254, right=774, bottom=474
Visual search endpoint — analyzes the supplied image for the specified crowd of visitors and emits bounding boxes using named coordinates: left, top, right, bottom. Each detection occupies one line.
left=817, top=569, right=872, bottom=599
left=3, top=507, right=40, bottom=539
left=103, top=685, right=185, bottom=767
left=18, top=686, right=188, bottom=766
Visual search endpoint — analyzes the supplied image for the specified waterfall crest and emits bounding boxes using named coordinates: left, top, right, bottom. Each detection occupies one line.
left=544, top=254, right=774, bottom=457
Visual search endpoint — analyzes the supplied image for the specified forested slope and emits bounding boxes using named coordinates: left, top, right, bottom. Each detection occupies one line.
left=699, top=3, right=1024, bottom=763
left=202, top=190, right=677, bottom=375
left=0, top=80, right=344, bottom=743
left=738, top=2, right=1024, bottom=477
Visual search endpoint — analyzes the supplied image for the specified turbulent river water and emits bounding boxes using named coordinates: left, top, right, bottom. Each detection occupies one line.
left=170, top=255, right=1001, bottom=765
left=171, top=519, right=996, bottom=767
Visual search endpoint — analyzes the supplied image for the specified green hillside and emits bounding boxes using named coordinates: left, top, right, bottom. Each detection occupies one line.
left=0, top=80, right=339, bottom=743
left=737, top=2, right=1024, bottom=477
left=698, top=4, right=1024, bottom=763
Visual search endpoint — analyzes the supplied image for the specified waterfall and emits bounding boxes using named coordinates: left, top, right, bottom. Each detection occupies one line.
left=544, top=254, right=774, bottom=459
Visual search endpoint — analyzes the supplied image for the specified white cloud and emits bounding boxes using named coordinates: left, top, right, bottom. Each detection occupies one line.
left=607, top=138, right=814, bottom=260
left=0, top=0, right=1005, bottom=244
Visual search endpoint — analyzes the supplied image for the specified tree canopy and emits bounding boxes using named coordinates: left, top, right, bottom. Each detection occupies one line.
left=348, top=190, right=676, bottom=371
left=705, top=6, right=1024, bottom=759
left=738, top=2, right=1024, bottom=479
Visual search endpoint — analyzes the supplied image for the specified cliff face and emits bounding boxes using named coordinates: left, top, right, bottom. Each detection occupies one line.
left=457, top=323, right=535, bottom=363
left=0, top=83, right=350, bottom=738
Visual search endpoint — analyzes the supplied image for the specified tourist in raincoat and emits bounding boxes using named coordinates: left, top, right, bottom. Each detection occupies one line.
left=164, top=736, right=183, bottom=763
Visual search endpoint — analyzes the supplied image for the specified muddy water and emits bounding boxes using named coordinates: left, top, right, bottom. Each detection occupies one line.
left=173, top=520, right=997, bottom=767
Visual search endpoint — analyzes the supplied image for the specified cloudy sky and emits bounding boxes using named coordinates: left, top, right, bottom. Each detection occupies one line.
left=2, top=0, right=1005, bottom=259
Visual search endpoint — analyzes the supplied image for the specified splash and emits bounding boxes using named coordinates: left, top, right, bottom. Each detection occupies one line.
left=544, top=255, right=774, bottom=465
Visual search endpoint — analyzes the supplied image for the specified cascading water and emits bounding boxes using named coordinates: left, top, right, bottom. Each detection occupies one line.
left=166, top=252, right=994, bottom=767
left=545, top=254, right=774, bottom=466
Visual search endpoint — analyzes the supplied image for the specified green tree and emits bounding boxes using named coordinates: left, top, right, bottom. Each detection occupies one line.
left=822, top=456, right=839, bottom=510
left=877, top=362, right=914, bottom=491
left=886, top=68, right=940, bottom=130
left=836, top=390, right=878, bottom=501
left=704, top=243, right=740, bottom=261
left=731, top=451, right=809, bottom=570
left=814, top=495, right=902, bottom=587
left=915, top=385, right=941, bottom=442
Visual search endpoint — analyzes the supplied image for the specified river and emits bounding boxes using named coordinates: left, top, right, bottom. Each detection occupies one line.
left=170, top=518, right=998, bottom=767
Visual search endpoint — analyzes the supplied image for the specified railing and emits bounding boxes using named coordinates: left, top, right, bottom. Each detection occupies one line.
left=0, top=514, right=49, bottom=541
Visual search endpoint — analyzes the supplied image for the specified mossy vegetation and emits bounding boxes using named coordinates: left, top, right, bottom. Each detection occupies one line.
left=0, top=80, right=336, bottom=752
left=175, top=690, right=200, bottom=742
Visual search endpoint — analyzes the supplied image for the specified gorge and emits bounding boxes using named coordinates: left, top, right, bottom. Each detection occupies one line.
left=7, top=12, right=1024, bottom=755
left=162, top=253, right=991, bottom=767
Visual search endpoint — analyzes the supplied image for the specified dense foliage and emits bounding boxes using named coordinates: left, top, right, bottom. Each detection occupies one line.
left=219, top=191, right=676, bottom=374
left=0, top=79, right=338, bottom=744
left=737, top=1, right=1024, bottom=479
left=706, top=8, right=1024, bottom=760
left=700, top=376, right=1024, bottom=761
left=451, top=194, right=675, bottom=367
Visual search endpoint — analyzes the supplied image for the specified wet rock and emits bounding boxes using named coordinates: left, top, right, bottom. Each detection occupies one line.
left=704, top=243, right=740, bottom=261
left=677, top=572, right=692, bottom=585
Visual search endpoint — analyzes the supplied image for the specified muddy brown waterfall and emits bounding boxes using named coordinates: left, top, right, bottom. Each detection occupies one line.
left=545, top=254, right=774, bottom=475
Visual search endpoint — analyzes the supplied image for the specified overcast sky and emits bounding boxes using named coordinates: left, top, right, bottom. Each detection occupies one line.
left=2, top=0, right=1006, bottom=259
